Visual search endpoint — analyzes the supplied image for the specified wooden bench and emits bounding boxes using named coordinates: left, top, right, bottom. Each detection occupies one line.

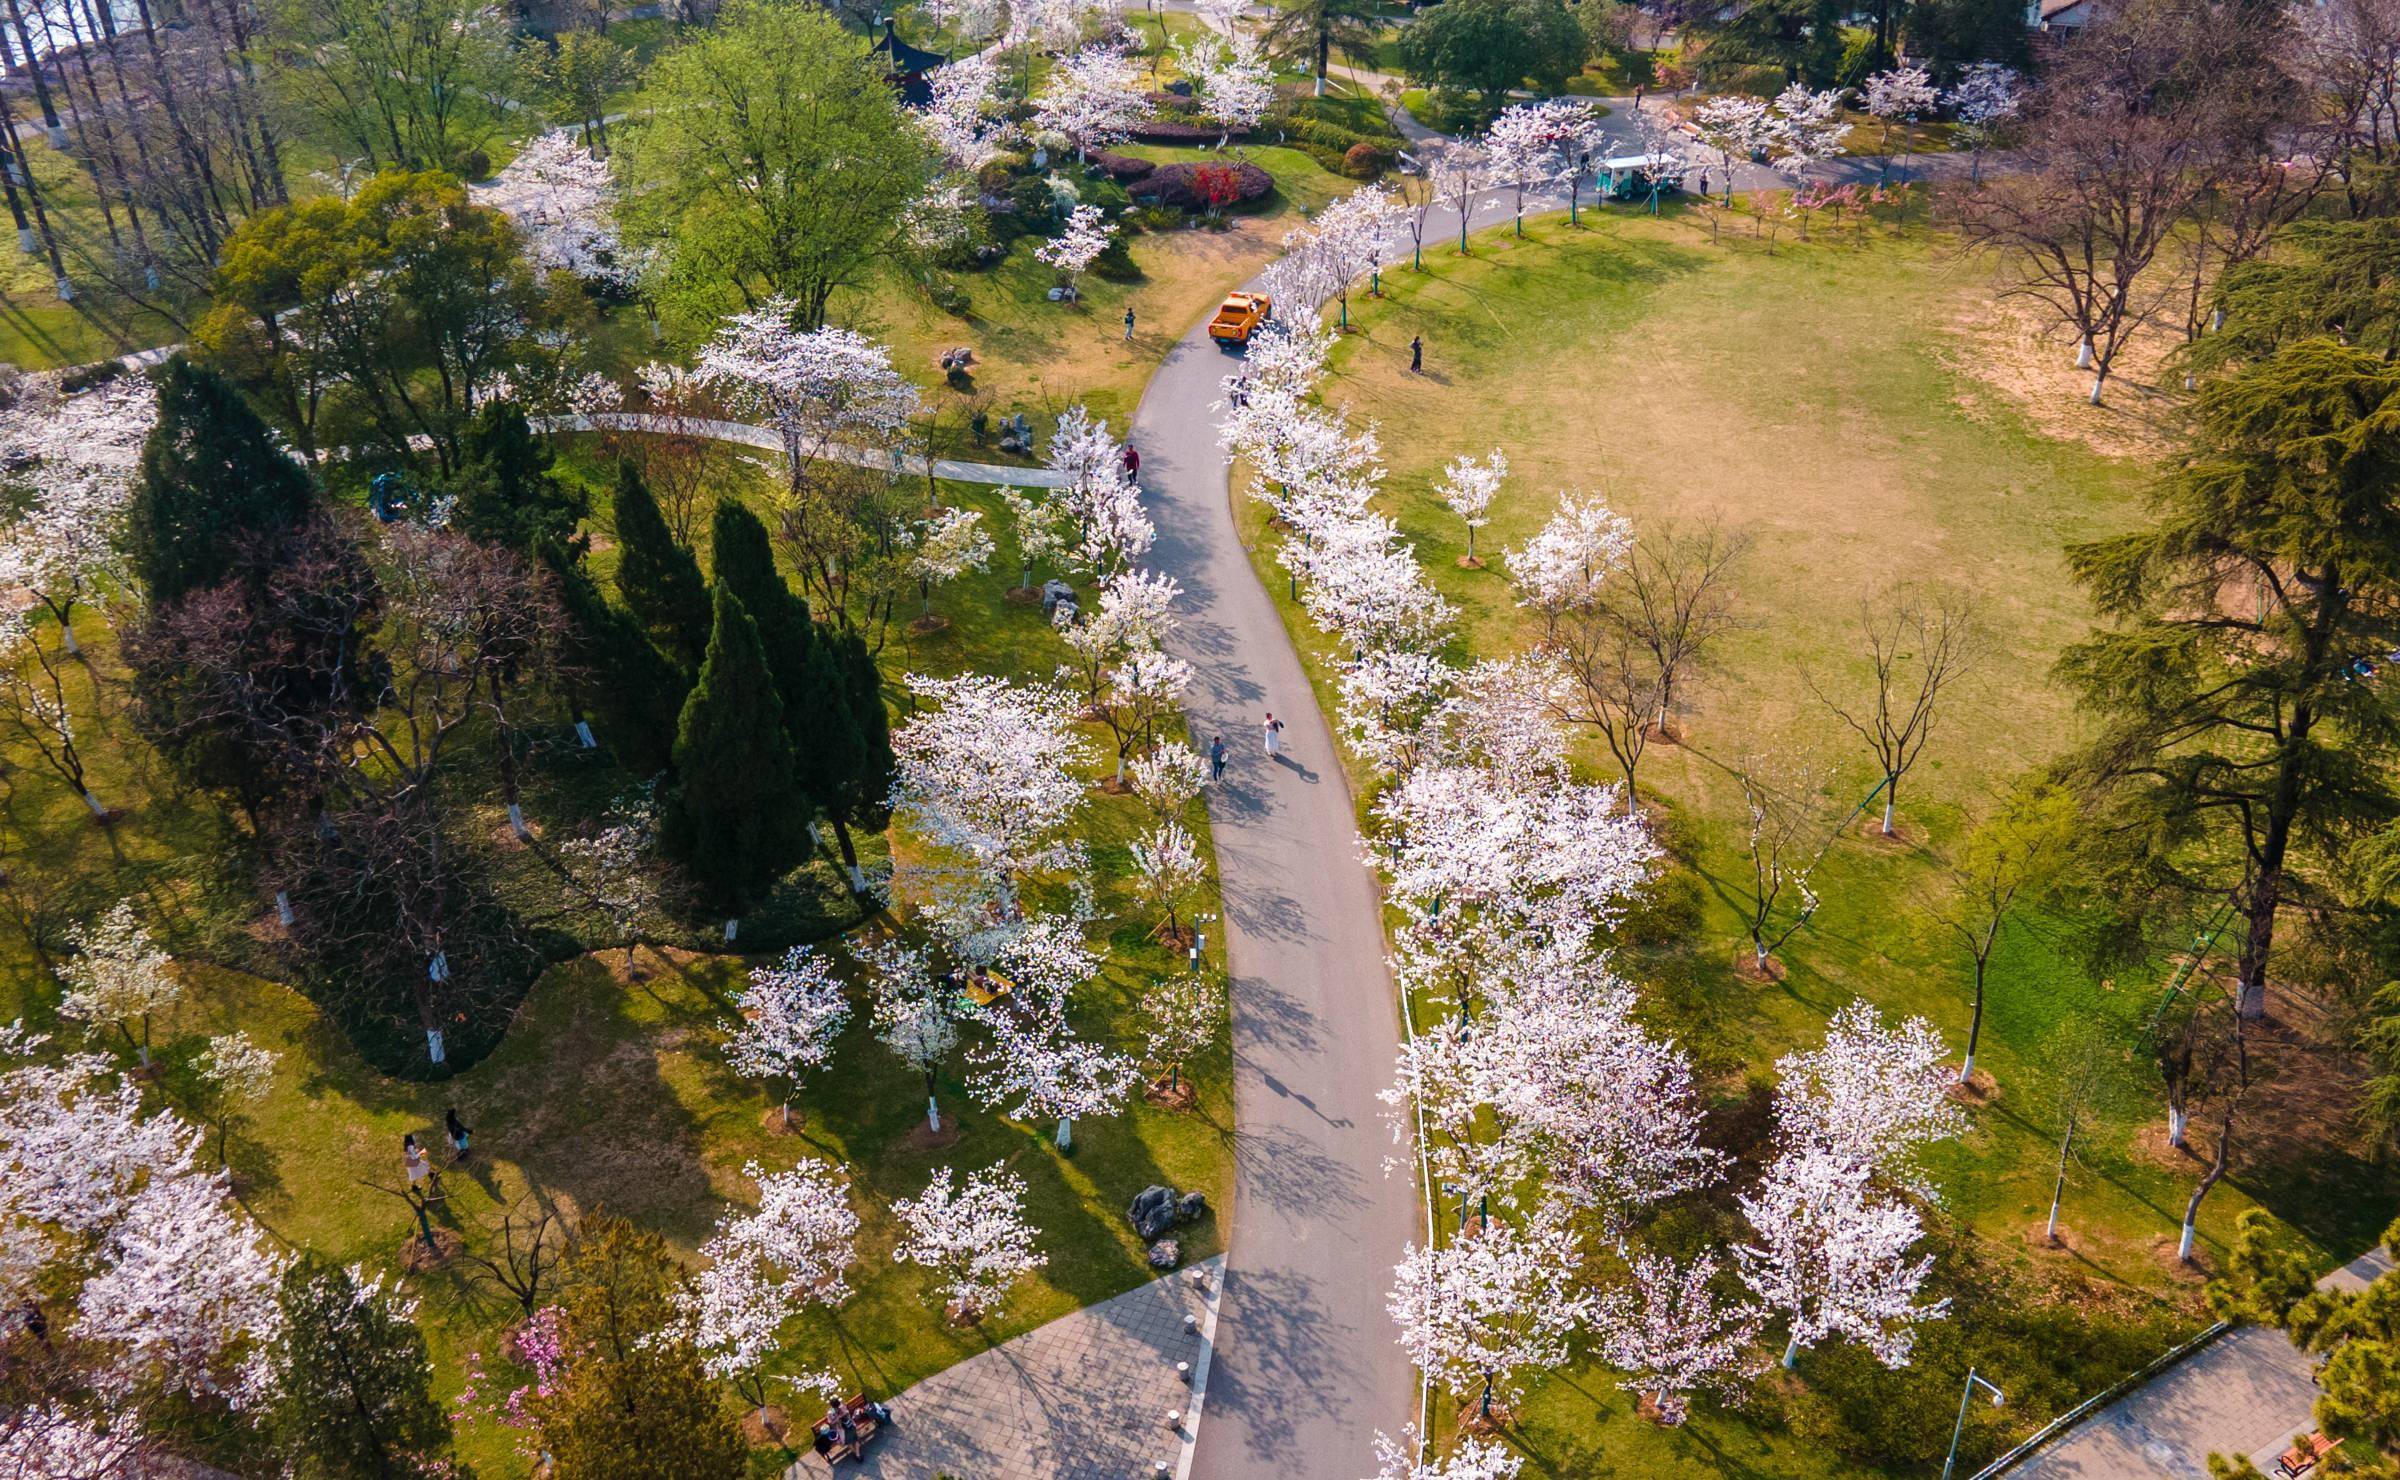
left=812, top=1394, right=887, bottom=1466
left=2277, top=1431, right=2338, bottom=1478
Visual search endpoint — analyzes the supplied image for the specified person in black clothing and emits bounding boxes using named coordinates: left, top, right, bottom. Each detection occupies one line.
left=1208, top=735, right=1228, bottom=780
left=445, top=1107, right=471, bottom=1163
left=1409, top=335, right=1423, bottom=373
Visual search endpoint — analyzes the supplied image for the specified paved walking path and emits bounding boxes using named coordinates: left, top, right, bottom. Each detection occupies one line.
left=2011, top=1246, right=2395, bottom=1480
left=784, top=1257, right=1224, bottom=1480
left=1128, top=232, right=1430, bottom=1480
left=529, top=411, right=1067, bottom=488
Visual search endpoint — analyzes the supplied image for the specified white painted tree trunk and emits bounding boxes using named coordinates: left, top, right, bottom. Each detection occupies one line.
left=2089, top=370, right=2107, bottom=405
left=1959, top=1051, right=1975, bottom=1084
left=2236, top=977, right=2266, bottom=1019
left=2177, top=1214, right=2197, bottom=1261
left=54, top=276, right=71, bottom=303
left=1055, top=1116, right=1073, bottom=1149
left=1882, top=793, right=1896, bottom=835
left=2075, top=337, right=2093, bottom=368
left=80, top=790, right=106, bottom=818
left=426, top=1028, right=447, bottom=1064
left=574, top=721, right=597, bottom=748
left=2167, top=1104, right=2187, bottom=1147
left=16, top=227, right=34, bottom=254
left=723, top=918, right=739, bottom=943
left=847, top=863, right=867, bottom=892
left=275, top=892, right=295, bottom=927
left=2210, top=308, right=2224, bottom=332
left=927, top=1096, right=942, bottom=1134
left=1781, top=1336, right=1800, bottom=1369
left=59, top=623, right=78, bottom=656
left=507, top=803, right=531, bottom=840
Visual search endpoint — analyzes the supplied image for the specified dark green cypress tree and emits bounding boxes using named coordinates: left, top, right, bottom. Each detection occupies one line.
left=707, top=496, right=815, bottom=740
left=266, top=1255, right=456, bottom=1479
left=538, top=540, right=688, bottom=776
left=125, top=355, right=317, bottom=604
left=789, top=639, right=870, bottom=888
left=828, top=627, right=896, bottom=838
left=610, top=458, right=711, bottom=671
left=660, top=586, right=814, bottom=914
left=451, top=400, right=589, bottom=552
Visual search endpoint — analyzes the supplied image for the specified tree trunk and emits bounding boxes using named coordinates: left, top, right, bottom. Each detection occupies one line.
left=1054, top=1116, right=1073, bottom=1149
left=2075, top=337, right=2093, bottom=369
left=830, top=815, right=866, bottom=893
left=2088, top=365, right=2109, bottom=406
left=1781, top=1335, right=1800, bottom=1368
left=2046, top=1111, right=2075, bottom=1241
left=2167, top=1102, right=2187, bottom=1148
left=2178, top=1099, right=2236, bottom=1262
left=1961, top=954, right=1986, bottom=1084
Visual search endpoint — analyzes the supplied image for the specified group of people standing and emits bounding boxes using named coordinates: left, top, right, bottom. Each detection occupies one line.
left=402, top=1107, right=472, bottom=1198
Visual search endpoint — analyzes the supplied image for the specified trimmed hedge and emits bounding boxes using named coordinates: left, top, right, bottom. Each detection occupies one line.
left=1128, top=160, right=1273, bottom=210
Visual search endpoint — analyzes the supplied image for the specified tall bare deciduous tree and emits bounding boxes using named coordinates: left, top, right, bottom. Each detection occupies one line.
left=1813, top=588, right=1976, bottom=840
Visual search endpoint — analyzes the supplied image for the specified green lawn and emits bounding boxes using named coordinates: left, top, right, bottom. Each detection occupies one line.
left=1236, top=207, right=2399, bottom=1471
left=1, top=450, right=1233, bottom=1472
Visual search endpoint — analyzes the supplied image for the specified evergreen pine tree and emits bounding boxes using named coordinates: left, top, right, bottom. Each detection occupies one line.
left=266, top=1255, right=456, bottom=1480
left=610, top=458, right=711, bottom=671
left=452, top=400, right=589, bottom=552
left=660, top=585, right=814, bottom=914
left=707, top=495, right=815, bottom=739
left=538, top=540, right=688, bottom=776
left=125, top=355, right=317, bottom=604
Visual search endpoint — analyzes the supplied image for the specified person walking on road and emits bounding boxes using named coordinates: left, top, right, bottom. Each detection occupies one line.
left=1209, top=735, right=1228, bottom=780
left=1124, top=306, right=1136, bottom=341
left=1632, top=84, right=1644, bottom=110
left=1262, top=712, right=1284, bottom=757
left=1409, top=335, right=1423, bottom=374
left=1121, top=443, right=1141, bottom=481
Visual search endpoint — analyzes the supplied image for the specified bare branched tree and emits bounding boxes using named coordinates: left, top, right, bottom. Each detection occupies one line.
left=1615, top=516, right=1746, bottom=740
left=1812, top=589, right=1976, bottom=840
left=1735, top=754, right=1827, bottom=977
left=1547, top=607, right=1664, bottom=819
left=457, top=1193, right=576, bottom=1319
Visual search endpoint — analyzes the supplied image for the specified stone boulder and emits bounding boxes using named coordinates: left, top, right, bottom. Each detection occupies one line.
left=1176, top=1191, right=1208, bottom=1225
left=1129, top=1185, right=1179, bottom=1240
left=1147, top=1238, right=1181, bottom=1270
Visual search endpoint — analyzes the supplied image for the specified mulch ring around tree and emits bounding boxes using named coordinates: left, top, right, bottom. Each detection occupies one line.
left=904, top=1116, right=964, bottom=1152
left=399, top=1227, right=465, bottom=1271
left=1947, top=1067, right=2000, bottom=1105
left=1144, top=1074, right=1197, bottom=1112
left=1733, top=952, right=1785, bottom=983
left=738, top=1405, right=793, bottom=1448
left=760, top=1107, right=808, bottom=1136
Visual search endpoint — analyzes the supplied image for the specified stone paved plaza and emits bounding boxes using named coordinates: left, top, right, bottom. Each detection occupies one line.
left=788, top=1256, right=1223, bottom=1480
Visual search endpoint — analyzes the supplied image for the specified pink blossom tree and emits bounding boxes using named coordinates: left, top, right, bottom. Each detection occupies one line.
left=479, top=130, right=638, bottom=288
left=891, top=1164, right=1047, bottom=1322
left=1946, top=63, right=2021, bottom=184
left=1138, top=970, right=1221, bottom=1098
left=727, top=947, right=854, bottom=1131
left=1861, top=66, right=1937, bottom=180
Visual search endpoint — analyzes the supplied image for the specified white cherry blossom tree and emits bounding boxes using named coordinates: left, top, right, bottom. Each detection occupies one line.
left=1178, top=29, right=1275, bottom=151
left=196, top=1031, right=277, bottom=1164
left=859, top=935, right=962, bottom=1133
left=1693, top=95, right=1774, bottom=206
left=1034, top=44, right=1151, bottom=160
left=1131, top=818, right=1207, bottom=940
left=687, top=1158, right=858, bottom=1406
left=0, top=374, right=153, bottom=656
left=1372, top=1428, right=1524, bottom=1480
left=891, top=1164, right=1047, bottom=1322
left=480, top=130, right=636, bottom=287
left=57, top=901, right=179, bottom=1068
left=1484, top=99, right=1598, bottom=234
left=967, top=990, right=1139, bottom=1148
left=1389, top=1212, right=1588, bottom=1422
left=1138, top=971, right=1221, bottom=1098
left=1593, top=1251, right=1758, bottom=1425
left=1437, top=450, right=1505, bottom=567
left=1034, top=202, right=1119, bottom=301
left=1946, top=63, right=2021, bottom=183
left=1506, top=490, right=1633, bottom=629
left=692, top=303, right=922, bottom=486
left=1735, top=1144, right=1945, bottom=1369
left=727, top=947, right=854, bottom=1131
left=890, top=673, right=1092, bottom=940
left=1128, top=742, right=1210, bottom=822
left=922, top=53, right=1018, bottom=174
left=910, top=506, right=996, bottom=624
left=1774, top=999, right=1964, bottom=1197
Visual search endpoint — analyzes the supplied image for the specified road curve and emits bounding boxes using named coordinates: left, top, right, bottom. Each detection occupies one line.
left=1132, top=300, right=1423, bottom=1475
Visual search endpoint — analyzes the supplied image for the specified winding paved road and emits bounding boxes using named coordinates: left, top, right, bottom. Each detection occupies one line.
left=1131, top=262, right=1425, bottom=1480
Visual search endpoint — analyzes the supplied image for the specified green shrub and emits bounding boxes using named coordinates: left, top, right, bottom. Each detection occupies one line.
left=1007, top=176, right=1055, bottom=221
left=1093, top=232, right=1139, bottom=280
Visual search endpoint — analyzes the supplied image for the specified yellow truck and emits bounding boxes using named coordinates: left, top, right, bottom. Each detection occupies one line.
left=1208, top=291, right=1273, bottom=348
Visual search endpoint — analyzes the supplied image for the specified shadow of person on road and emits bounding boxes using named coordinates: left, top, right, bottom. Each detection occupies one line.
left=1268, top=753, right=1318, bottom=782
